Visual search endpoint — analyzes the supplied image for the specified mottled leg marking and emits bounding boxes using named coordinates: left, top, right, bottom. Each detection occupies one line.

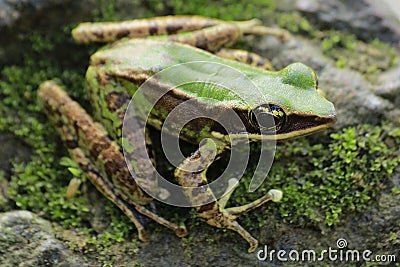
left=165, top=18, right=290, bottom=53
left=166, top=23, right=242, bottom=52
left=235, top=20, right=291, bottom=42
left=70, top=146, right=149, bottom=241
left=72, top=15, right=290, bottom=53
left=175, top=139, right=281, bottom=253
left=215, top=48, right=274, bottom=70
left=38, top=80, right=187, bottom=238
left=72, top=15, right=221, bottom=44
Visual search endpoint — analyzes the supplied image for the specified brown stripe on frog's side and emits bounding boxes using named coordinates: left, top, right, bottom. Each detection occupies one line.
left=166, top=23, right=241, bottom=52
left=85, top=66, right=160, bottom=194
left=215, top=48, right=274, bottom=70
left=103, top=90, right=132, bottom=135
left=104, top=91, right=131, bottom=112
left=72, top=15, right=221, bottom=44
left=85, top=66, right=141, bottom=141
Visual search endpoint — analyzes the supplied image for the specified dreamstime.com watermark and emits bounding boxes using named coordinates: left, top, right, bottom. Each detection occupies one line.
left=257, top=238, right=397, bottom=263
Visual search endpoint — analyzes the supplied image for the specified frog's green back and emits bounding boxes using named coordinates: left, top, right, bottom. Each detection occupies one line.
left=92, top=39, right=334, bottom=117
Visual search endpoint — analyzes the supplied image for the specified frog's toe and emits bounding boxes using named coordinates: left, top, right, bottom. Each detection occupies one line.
left=175, top=225, right=188, bottom=237
left=137, top=228, right=148, bottom=241
left=248, top=239, right=259, bottom=253
left=225, top=220, right=259, bottom=253
left=269, top=189, right=283, bottom=202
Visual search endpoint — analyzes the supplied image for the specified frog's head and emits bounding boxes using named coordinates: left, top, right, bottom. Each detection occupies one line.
left=242, top=63, right=336, bottom=140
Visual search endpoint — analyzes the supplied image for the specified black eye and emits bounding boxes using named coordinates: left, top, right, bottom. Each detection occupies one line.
left=250, top=104, right=286, bottom=133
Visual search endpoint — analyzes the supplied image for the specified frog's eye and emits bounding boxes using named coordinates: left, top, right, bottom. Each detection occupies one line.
left=250, top=104, right=286, bottom=133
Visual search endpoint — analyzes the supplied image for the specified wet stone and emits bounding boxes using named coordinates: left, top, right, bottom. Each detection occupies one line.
left=0, top=210, right=85, bottom=267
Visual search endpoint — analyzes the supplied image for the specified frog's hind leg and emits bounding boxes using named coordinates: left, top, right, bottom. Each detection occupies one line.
left=38, top=80, right=187, bottom=239
left=235, top=20, right=290, bottom=42
left=166, top=20, right=290, bottom=53
left=72, top=15, right=290, bottom=53
left=175, top=139, right=281, bottom=253
left=220, top=180, right=282, bottom=217
left=72, top=15, right=221, bottom=44
left=69, top=147, right=149, bottom=240
left=215, top=48, right=274, bottom=70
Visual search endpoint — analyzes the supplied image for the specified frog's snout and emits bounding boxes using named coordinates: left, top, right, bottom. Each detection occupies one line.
left=319, top=113, right=337, bottom=126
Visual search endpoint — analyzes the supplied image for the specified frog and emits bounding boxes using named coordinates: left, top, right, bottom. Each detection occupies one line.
left=38, top=15, right=336, bottom=253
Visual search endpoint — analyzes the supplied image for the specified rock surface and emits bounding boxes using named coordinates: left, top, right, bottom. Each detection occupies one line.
left=0, top=211, right=84, bottom=267
left=295, top=0, right=400, bottom=45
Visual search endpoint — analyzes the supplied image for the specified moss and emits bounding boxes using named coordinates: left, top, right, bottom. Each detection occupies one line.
left=0, top=22, right=93, bottom=226
left=275, top=12, right=398, bottom=76
left=82, top=205, right=139, bottom=265
left=275, top=12, right=316, bottom=36
left=1, top=70, right=87, bottom=227
left=0, top=1, right=142, bottom=262
left=232, top=122, right=400, bottom=229
left=393, top=186, right=400, bottom=195
left=320, top=31, right=398, bottom=76
left=145, top=0, right=275, bottom=21
left=94, top=0, right=119, bottom=21
left=0, top=171, right=7, bottom=210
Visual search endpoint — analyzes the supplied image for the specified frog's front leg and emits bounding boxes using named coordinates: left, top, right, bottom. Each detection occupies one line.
left=38, top=81, right=188, bottom=239
left=175, top=138, right=282, bottom=253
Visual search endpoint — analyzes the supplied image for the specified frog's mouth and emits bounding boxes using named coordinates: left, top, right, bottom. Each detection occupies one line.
left=274, top=113, right=337, bottom=140
left=241, top=113, right=336, bottom=141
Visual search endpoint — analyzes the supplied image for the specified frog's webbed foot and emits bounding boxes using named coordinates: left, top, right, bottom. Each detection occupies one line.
left=38, top=81, right=187, bottom=240
left=175, top=139, right=282, bottom=253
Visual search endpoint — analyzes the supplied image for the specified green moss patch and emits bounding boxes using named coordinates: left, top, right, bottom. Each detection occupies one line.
left=276, top=12, right=398, bottom=76
left=321, top=31, right=398, bottom=75
left=233, top=123, right=400, bottom=229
